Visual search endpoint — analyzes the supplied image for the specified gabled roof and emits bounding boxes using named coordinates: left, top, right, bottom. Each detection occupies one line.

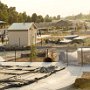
left=36, top=20, right=73, bottom=29
left=8, top=23, right=37, bottom=30
left=36, top=22, right=53, bottom=29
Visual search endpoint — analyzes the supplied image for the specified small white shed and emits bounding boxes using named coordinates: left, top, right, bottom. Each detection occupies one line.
left=8, top=23, right=37, bottom=46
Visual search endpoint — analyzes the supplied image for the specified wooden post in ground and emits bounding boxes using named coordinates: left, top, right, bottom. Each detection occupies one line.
left=46, top=49, right=48, bottom=57
left=41, top=38, right=42, bottom=46
left=81, top=47, right=83, bottom=66
left=15, top=47, right=16, bottom=62
left=66, top=49, right=68, bottom=66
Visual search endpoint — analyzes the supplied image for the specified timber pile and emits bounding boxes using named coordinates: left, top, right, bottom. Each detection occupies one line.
left=0, top=65, right=65, bottom=90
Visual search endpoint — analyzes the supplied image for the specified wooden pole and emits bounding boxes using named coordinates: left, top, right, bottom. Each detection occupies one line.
left=41, top=38, right=42, bottom=46
left=66, top=49, right=68, bottom=66
left=47, top=49, right=48, bottom=57
left=81, top=47, right=83, bottom=66
left=15, top=48, right=16, bottom=62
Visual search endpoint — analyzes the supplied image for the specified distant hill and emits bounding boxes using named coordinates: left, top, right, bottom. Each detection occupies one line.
left=65, top=13, right=90, bottom=20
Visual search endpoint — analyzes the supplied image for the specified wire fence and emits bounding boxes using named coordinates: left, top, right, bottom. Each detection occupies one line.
left=59, top=47, right=90, bottom=66
left=0, top=45, right=90, bottom=65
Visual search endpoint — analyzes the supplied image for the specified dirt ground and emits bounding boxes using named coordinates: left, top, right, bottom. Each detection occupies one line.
left=59, top=84, right=90, bottom=90
left=59, top=72, right=90, bottom=90
left=13, top=57, right=44, bottom=62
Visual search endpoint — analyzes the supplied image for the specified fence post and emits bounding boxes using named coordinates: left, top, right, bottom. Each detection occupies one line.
left=81, top=47, right=83, bottom=66
left=46, top=49, right=49, bottom=57
left=66, top=48, right=68, bottom=66
left=41, top=38, right=43, bottom=46
left=15, top=48, right=16, bottom=62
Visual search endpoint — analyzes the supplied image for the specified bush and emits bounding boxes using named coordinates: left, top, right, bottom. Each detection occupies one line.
left=43, top=57, right=53, bottom=62
left=30, top=45, right=37, bottom=61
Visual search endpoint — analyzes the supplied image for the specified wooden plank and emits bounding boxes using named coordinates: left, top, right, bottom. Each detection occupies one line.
left=0, top=83, right=10, bottom=89
left=12, top=73, right=47, bottom=81
left=0, top=70, right=29, bottom=75
left=0, top=74, right=14, bottom=81
left=8, top=66, right=38, bottom=71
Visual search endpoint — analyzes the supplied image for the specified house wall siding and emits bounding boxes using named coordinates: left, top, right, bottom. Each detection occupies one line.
left=8, top=30, right=28, bottom=46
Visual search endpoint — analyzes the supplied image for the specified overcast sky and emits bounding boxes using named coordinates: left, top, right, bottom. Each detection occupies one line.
left=1, top=0, right=90, bottom=17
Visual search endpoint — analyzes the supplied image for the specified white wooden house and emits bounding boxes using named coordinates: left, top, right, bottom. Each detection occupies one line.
left=8, top=23, right=37, bottom=46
